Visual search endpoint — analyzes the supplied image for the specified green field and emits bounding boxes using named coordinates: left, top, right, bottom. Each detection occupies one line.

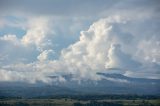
left=0, top=98, right=160, bottom=106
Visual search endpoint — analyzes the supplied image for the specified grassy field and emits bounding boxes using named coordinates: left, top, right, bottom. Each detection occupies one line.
left=0, top=98, right=160, bottom=106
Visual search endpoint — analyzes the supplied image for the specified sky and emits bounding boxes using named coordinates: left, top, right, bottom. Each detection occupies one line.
left=0, top=0, right=160, bottom=83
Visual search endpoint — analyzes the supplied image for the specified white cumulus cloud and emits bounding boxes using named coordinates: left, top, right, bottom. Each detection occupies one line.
left=0, top=15, right=160, bottom=83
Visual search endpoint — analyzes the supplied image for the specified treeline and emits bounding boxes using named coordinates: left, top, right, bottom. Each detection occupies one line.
left=73, top=101, right=156, bottom=106
left=71, top=95, right=159, bottom=100
left=0, top=102, right=28, bottom=106
left=0, top=96, right=22, bottom=99
left=0, top=94, right=159, bottom=100
left=0, top=102, right=57, bottom=106
left=44, top=94, right=160, bottom=100
left=74, top=101, right=123, bottom=106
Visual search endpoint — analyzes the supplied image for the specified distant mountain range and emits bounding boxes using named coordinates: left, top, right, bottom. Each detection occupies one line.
left=0, top=73, right=159, bottom=98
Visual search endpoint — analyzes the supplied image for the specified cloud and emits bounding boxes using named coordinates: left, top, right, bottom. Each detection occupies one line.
left=0, top=16, right=127, bottom=82
left=0, top=68, right=53, bottom=84
left=137, top=36, right=160, bottom=64
left=105, top=44, right=141, bottom=71
left=21, top=17, right=53, bottom=51
left=0, top=16, right=56, bottom=64
left=0, top=34, right=39, bottom=65
left=0, top=0, right=160, bottom=83
left=0, top=0, right=116, bottom=17
left=0, top=15, right=160, bottom=83
left=37, top=50, right=55, bottom=61
left=1, top=0, right=159, bottom=20
left=59, top=17, right=125, bottom=78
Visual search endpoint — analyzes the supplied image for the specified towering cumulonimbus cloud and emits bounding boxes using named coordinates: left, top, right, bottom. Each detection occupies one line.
left=49, top=16, right=159, bottom=80
left=60, top=16, right=126, bottom=78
